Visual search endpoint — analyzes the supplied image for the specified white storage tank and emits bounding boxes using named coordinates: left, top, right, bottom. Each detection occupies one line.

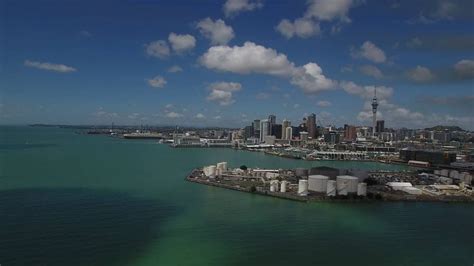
left=295, top=168, right=309, bottom=177
left=280, top=181, right=288, bottom=193
left=449, top=170, right=459, bottom=179
left=434, top=170, right=441, bottom=176
left=336, top=175, right=358, bottom=195
left=326, top=180, right=336, bottom=197
left=221, top=162, right=228, bottom=171
left=440, top=169, right=449, bottom=177
left=270, top=180, right=279, bottom=192
left=357, top=183, right=367, bottom=196
left=298, top=179, right=308, bottom=196
left=308, top=175, right=329, bottom=193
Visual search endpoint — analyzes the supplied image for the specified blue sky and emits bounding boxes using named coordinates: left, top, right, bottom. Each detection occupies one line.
left=1, top=0, right=473, bottom=129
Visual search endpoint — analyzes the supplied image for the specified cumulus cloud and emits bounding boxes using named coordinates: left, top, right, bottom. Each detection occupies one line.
left=223, top=0, right=263, bottom=17
left=351, top=41, right=387, bottom=63
left=24, top=60, right=76, bottom=73
left=197, top=18, right=235, bottom=45
left=317, top=100, right=332, bottom=107
left=165, top=111, right=184, bottom=118
left=304, top=0, right=356, bottom=22
left=199, top=41, right=295, bottom=76
left=408, top=66, right=435, bottom=82
left=196, top=113, right=206, bottom=119
left=145, top=40, right=170, bottom=59
left=207, top=81, right=242, bottom=106
left=454, top=59, right=474, bottom=78
left=340, top=81, right=393, bottom=100
left=167, top=65, right=183, bottom=73
left=199, top=42, right=336, bottom=94
left=290, top=63, right=337, bottom=93
left=147, top=75, right=167, bottom=88
left=168, top=33, right=196, bottom=53
left=359, top=65, right=383, bottom=79
left=256, top=92, right=271, bottom=100
left=275, top=18, right=320, bottom=39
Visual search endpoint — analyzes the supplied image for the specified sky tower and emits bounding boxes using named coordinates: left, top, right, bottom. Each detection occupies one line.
left=372, top=88, right=378, bottom=137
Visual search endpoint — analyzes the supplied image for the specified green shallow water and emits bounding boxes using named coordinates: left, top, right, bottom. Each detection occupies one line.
left=0, top=126, right=473, bottom=266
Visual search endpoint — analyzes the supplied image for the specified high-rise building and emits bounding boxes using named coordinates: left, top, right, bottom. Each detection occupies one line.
left=376, top=120, right=385, bottom=134
left=243, top=125, right=253, bottom=140
left=282, top=119, right=291, bottom=139
left=253, top=119, right=260, bottom=138
left=300, top=131, right=308, bottom=141
left=306, top=113, right=317, bottom=139
left=344, top=124, right=357, bottom=141
left=271, top=124, right=282, bottom=139
left=285, top=127, right=293, bottom=140
left=268, top=114, right=276, bottom=135
left=372, top=89, right=378, bottom=137
left=260, top=119, right=269, bottom=143
left=324, top=131, right=340, bottom=144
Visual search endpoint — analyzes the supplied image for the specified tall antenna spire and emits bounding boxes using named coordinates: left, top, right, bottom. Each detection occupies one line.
left=372, top=88, right=378, bottom=137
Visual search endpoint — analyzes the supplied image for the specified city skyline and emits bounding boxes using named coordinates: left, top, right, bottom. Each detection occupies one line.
left=2, top=0, right=474, bottom=129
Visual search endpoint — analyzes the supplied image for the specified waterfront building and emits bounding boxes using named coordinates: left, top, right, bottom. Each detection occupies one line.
left=306, top=113, right=317, bottom=139
left=300, top=131, right=308, bottom=141
left=285, top=127, right=292, bottom=140
left=260, top=119, right=270, bottom=143
left=282, top=119, right=291, bottom=140
left=324, top=131, right=340, bottom=144
left=243, top=125, right=253, bottom=140
left=253, top=119, right=261, bottom=138
left=399, top=149, right=457, bottom=165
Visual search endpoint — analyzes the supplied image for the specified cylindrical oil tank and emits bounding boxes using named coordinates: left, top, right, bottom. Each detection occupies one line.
left=326, top=180, right=336, bottom=196
left=298, top=179, right=308, bottom=196
left=221, top=162, right=228, bottom=171
left=270, top=180, right=279, bottom=192
left=449, top=170, right=459, bottom=179
left=295, top=168, right=309, bottom=177
left=440, top=169, right=449, bottom=177
left=357, top=183, right=367, bottom=196
left=280, top=181, right=288, bottom=193
left=308, top=175, right=329, bottom=193
left=336, top=175, right=358, bottom=195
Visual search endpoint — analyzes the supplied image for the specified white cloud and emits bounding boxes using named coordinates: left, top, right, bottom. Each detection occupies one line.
left=223, top=0, right=263, bottom=17
left=408, top=66, right=435, bottom=82
left=256, top=92, right=271, bottom=100
left=196, top=18, right=235, bottom=45
left=290, top=63, right=337, bottom=93
left=167, top=65, right=183, bottom=73
left=317, top=100, right=332, bottom=107
left=352, top=41, right=387, bottom=63
left=214, top=115, right=222, bottom=120
left=340, top=81, right=393, bottom=100
left=168, top=33, right=196, bottom=53
left=165, top=103, right=174, bottom=109
left=209, top=81, right=242, bottom=92
left=165, top=111, right=183, bottom=118
left=293, top=103, right=300, bottom=109
left=406, top=37, right=423, bottom=48
left=196, top=113, right=206, bottom=119
left=207, top=81, right=242, bottom=106
left=200, top=42, right=337, bottom=94
left=147, top=75, right=167, bottom=88
left=359, top=65, right=383, bottom=79
left=275, top=18, right=320, bottom=39
left=199, top=41, right=295, bottom=76
left=24, top=60, right=76, bottom=73
left=454, top=59, right=474, bottom=78
left=304, top=0, right=356, bottom=22
left=145, top=40, right=170, bottom=59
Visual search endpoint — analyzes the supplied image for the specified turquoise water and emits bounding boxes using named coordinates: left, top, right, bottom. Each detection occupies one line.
left=0, top=126, right=473, bottom=266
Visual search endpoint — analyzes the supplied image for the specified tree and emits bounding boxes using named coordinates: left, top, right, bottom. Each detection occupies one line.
left=240, top=165, right=248, bottom=171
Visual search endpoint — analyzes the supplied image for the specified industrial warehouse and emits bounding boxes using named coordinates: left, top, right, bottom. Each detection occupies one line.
left=186, top=163, right=474, bottom=203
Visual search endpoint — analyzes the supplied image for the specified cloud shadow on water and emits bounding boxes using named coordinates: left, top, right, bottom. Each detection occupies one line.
left=0, top=188, right=177, bottom=266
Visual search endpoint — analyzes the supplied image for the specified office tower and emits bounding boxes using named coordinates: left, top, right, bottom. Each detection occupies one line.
left=376, top=120, right=385, bottom=134
left=344, top=125, right=357, bottom=141
left=268, top=114, right=276, bottom=135
left=253, top=119, right=260, bottom=138
left=372, top=89, right=378, bottom=137
left=282, top=119, right=291, bottom=139
left=300, top=131, right=308, bottom=141
left=285, top=127, right=292, bottom=140
left=324, top=131, right=340, bottom=144
left=271, top=124, right=282, bottom=139
left=244, top=125, right=253, bottom=140
left=260, top=119, right=269, bottom=143
left=306, top=113, right=317, bottom=139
